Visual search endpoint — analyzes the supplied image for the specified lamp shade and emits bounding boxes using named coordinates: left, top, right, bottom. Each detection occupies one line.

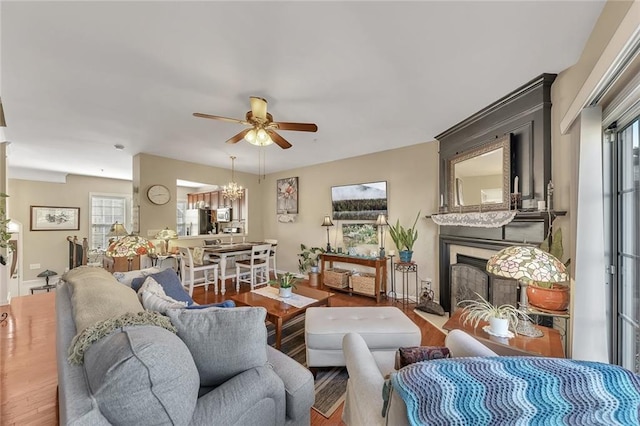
left=37, top=269, right=58, bottom=278
left=107, top=222, right=128, bottom=238
left=321, top=215, right=334, bottom=227
left=375, top=214, right=388, bottom=226
left=155, top=227, right=178, bottom=241
left=106, top=235, right=155, bottom=258
left=486, top=245, right=568, bottom=283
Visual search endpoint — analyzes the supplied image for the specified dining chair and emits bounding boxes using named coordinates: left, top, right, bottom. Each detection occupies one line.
left=264, top=239, right=278, bottom=279
left=235, top=243, right=271, bottom=292
left=178, top=246, right=219, bottom=296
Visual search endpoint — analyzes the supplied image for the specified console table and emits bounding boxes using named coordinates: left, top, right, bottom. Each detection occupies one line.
left=319, top=253, right=387, bottom=303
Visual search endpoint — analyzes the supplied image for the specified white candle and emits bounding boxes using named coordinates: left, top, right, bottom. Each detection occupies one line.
left=514, top=176, right=519, bottom=194
left=389, top=250, right=396, bottom=257
left=440, top=194, right=444, bottom=207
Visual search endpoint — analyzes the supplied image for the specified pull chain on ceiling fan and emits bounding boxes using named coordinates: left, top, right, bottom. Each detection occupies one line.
left=193, top=96, right=318, bottom=149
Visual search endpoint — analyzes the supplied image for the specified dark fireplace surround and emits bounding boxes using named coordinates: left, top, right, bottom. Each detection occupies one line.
left=436, top=74, right=558, bottom=313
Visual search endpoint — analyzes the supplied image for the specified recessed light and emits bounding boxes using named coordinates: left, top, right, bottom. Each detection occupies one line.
left=114, top=144, right=125, bottom=151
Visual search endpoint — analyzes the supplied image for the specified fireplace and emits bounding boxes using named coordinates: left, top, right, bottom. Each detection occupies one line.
left=450, top=254, right=518, bottom=314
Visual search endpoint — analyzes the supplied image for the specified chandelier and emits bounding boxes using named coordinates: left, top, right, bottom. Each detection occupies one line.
left=222, top=156, right=244, bottom=201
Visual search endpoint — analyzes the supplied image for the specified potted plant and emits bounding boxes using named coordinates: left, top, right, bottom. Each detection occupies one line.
left=388, top=211, right=421, bottom=263
left=271, top=272, right=298, bottom=298
left=458, top=293, right=530, bottom=337
left=528, top=227, right=571, bottom=312
left=298, top=244, right=325, bottom=274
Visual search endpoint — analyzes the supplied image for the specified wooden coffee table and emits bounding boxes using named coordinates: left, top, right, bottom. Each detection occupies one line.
left=230, top=285, right=331, bottom=349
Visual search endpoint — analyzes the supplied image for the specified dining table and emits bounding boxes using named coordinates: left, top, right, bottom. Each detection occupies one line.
left=203, top=241, right=276, bottom=294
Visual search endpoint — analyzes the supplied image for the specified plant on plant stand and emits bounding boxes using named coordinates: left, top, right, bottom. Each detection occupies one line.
left=298, top=244, right=325, bottom=274
left=270, top=272, right=298, bottom=298
left=458, top=293, right=531, bottom=337
left=388, top=211, right=421, bottom=263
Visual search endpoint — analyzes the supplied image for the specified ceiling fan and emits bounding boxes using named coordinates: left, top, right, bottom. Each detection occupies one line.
left=193, top=97, right=318, bottom=149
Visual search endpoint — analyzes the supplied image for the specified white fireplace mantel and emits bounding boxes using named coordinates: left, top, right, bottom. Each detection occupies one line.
left=430, top=211, right=517, bottom=228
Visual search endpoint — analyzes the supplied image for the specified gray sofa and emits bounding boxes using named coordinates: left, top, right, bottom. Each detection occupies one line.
left=56, top=267, right=315, bottom=425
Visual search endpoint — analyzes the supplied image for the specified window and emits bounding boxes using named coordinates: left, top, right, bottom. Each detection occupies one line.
left=177, top=199, right=187, bottom=236
left=90, top=193, right=131, bottom=250
left=609, top=118, right=640, bottom=372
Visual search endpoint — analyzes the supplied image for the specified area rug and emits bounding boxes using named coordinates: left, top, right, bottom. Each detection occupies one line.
left=267, top=314, right=348, bottom=419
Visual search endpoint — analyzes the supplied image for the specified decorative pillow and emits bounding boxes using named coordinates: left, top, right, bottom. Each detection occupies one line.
left=141, top=291, right=188, bottom=314
left=113, top=267, right=162, bottom=288
left=83, top=325, right=199, bottom=425
left=65, top=267, right=144, bottom=333
left=167, top=307, right=268, bottom=386
left=192, top=247, right=205, bottom=265
left=185, top=300, right=236, bottom=309
left=131, top=268, right=193, bottom=306
left=394, top=346, right=451, bottom=370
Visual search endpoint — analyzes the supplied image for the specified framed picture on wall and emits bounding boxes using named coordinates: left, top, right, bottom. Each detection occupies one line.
left=30, top=206, right=80, bottom=231
left=277, top=177, right=299, bottom=214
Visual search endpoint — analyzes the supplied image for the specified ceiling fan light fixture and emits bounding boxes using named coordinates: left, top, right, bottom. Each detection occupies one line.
left=245, top=129, right=257, bottom=143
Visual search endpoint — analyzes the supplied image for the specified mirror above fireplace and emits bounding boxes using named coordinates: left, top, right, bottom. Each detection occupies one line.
left=448, top=134, right=511, bottom=213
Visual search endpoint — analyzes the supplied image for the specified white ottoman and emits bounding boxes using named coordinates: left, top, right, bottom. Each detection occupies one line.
left=305, top=306, right=421, bottom=367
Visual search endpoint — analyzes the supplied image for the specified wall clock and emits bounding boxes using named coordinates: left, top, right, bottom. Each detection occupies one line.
left=147, top=184, right=171, bottom=205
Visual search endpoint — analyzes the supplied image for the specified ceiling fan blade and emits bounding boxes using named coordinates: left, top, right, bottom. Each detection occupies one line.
left=250, top=97, right=268, bottom=120
left=193, top=112, right=250, bottom=125
left=226, top=128, right=251, bottom=144
left=266, top=129, right=292, bottom=149
left=271, top=122, right=318, bottom=132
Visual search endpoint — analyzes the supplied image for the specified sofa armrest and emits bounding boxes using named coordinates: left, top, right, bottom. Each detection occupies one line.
left=191, top=365, right=285, bottom=425
left=444, top=329, right=498, bottom=357
left=342, top=332, right=389, bottom=425
left=267, top=346, right=314, bottom=425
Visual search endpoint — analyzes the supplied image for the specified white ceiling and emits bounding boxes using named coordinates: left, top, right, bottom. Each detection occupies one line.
left=1, top=1, right=605, bottom=181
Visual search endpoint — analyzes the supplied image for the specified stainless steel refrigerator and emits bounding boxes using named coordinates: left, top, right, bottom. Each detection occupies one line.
left=185, top=209, right=213, bottom=236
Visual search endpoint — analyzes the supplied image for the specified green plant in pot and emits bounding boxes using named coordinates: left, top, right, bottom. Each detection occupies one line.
left=298, top=244, right=325, bottom=274
left=458, top=293, right=531, bottom=337
left=270, top=271, right=298, bottom=298
left=388, top=211, right=420, bottom=263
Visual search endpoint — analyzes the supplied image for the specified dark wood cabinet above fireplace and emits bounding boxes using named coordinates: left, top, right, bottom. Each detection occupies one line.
left=435, top=73, right=558, bottom=312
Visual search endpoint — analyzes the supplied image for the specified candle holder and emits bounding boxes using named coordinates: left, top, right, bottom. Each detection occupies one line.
left=510, top=193, right=522, bottom=210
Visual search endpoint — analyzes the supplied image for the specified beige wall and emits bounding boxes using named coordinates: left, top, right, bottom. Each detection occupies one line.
left=9, top=175, right=131, bottom=283
left=10, top=143, right=440, bottom=300
left=262, top=142, right=441, bottom=299
left=551, top=0, right=633, bottom=270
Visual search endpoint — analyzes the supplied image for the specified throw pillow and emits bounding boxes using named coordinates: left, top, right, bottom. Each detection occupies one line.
left=167, top=307, right=268, bottom=386
left=185, top=300, right=236, bottom=309
left=113, top=266, right=161, bottom=288
left=83, top=325, right=199, bottom=425
left=131, top=268, right=193, bottom=306
left=141, top=291, right=188, bottom=314
left=394, top=346, right=451, bottom=370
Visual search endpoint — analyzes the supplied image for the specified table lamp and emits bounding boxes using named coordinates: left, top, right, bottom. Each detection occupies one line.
left=321, top=215, right=334, bottom=252
left=486, top=245, right=568, bottom=337
left=37, top=269, right=58, bottom=290
left=106, top=235, right=155, bottom=271
left=155, top=227, right=178, bottom=255
left=107, top=221, right=128, bottom=245
left=375, top=214, right=388, bottom=258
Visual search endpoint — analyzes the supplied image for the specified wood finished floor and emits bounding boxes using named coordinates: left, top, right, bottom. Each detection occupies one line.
left=0, top=278, right=445, bottom=426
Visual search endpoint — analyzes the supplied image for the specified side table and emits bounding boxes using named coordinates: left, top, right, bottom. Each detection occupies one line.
left=394, top=262, right=418, bottom=308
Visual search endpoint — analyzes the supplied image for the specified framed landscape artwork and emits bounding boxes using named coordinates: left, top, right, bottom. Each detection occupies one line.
left=30, top=206, right=80, bottom=231
left=277, top=177, right=299, bottom=214
left=331, top=181, right=388, bottom=220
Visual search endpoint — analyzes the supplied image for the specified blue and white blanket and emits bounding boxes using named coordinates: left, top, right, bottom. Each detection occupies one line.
left=390, top=356, right=640, bottom=425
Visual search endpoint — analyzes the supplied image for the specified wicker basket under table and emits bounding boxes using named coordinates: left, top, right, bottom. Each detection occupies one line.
left=350, top=272, right=376, bottom=296
left=323, top=268, right=351, bottom=289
